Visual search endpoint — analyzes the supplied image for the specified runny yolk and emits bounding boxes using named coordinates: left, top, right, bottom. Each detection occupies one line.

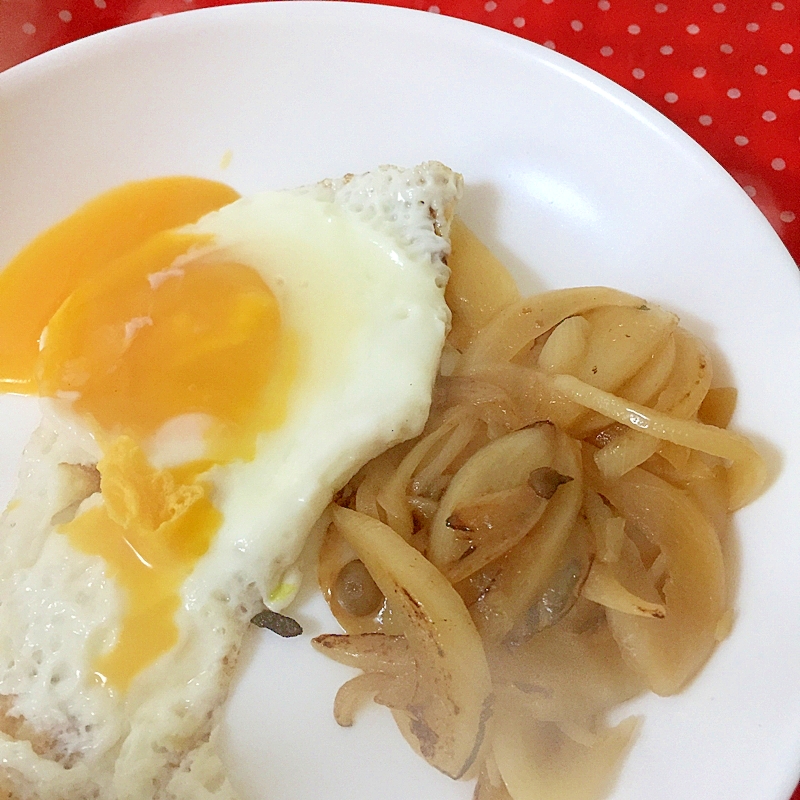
left=36, top=229, right=289, bottom=458
left=62, top=437, right=222, bottom=691
left=0, top=176, right=241, bottom=393
left=0, top=176, right=295, bottom=690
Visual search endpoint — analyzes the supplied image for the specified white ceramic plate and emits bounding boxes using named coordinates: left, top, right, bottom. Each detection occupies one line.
left=1, top=3, right=799, bottom=799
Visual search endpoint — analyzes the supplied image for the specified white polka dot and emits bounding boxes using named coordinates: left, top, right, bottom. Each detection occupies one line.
left=789, top=89, right=800, bottom=100
left=727, top=88, right=741, bottom=98
left=428, top=5, right=440, bottom=12
left=699, top=114, right=713, bottom=126
left=772, top=1, right=785, bottom=8
left=734, top=135, right=749, bottom=145
left=780, top=43, right=794, bottom=54
left=713, top=2, right=726, bottom=11
left=542, top=0, right=554, bottom=4
left=780, top=211, right=796, bottom=223
left=720, top=43, right=734, bottom=53
left=664, top=92, right=679, bottom=103
left=513, top=16, right=525, bottom=27
left=655, top=3, right=668, bottom=12
left=772, top=158, right=786, bottom=171
left=693, top=66, right=707, bottom=78
left=754, top=64, right=768, bottom=75
left=762, top=110, right=777, bottom=121
left=571, top=19, right=584, bottom=31
left=543, top=40, right=556, bottom=49
left=746, top=22, right=760, bottom=31
left=632, top=67, right=646, bottom=79
left=660, top=44, right=674, bottom=54
left=94, top=0, right=106, bottom=7
left=601, top=45, right=614, bottom=56
left=58, top=9, right=72, bottom=21
left=743, top=185, right=756, bottom=197
left=686, top=23, right=700, bottom=34
left=598, top=0, right=611, bottom=9
left=484, top=1, right=496, bottom=10
left=21, top=21, right=36, bottom=34
left=628, top=24, right=641, bottom=34
left=150, top=11, right=163, bottom=17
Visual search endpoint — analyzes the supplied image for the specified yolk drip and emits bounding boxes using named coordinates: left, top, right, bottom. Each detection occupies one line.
left=62, top=437, right=221, bottom=690
left=0, top=176, right=295, bottom=689
left=0, top=176, right=240, bottom=392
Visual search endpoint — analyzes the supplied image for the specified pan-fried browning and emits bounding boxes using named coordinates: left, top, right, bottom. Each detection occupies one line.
left=314, top=219, right=766, bottom=799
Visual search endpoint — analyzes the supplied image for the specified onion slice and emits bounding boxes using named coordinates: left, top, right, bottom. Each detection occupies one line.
left=548, top=373, right=766, bottom=510
left=492, top=713, right=638, bottom=800
left=330, top=506, right=493, bottom=780
left=429, top=424, right=557, bottom=574
left=590, top=464, right=727, bottom=695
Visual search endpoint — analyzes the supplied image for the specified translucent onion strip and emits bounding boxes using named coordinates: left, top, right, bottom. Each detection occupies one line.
left=332, top=670, right=415, bottom=727
left=616, top=333, right=677, bottom=407
left=571, top=305, right=678, bottom=392
left=330, top=506, right=493, bottom=780
left=466, top=435, right=583, bottom=644
left=458, top=288, right=646, bottom=374
left=428, top=424, right=557, bottom=570
left=375, top=408, right=474, bottom=541
left=492, top=711, right=639, bottom=800
left=582, top=562, right=667, bottom=619
left=655, top=328, right=712, bottom=419
left=549, top=373, right=766, bottom=510
left=593, top=433, right=659, bottom=480
left=590, top=464, right=727, bottom=695
left=538, top=316, right=590, bottom=374
left=445, top=217, right=521, bottom=351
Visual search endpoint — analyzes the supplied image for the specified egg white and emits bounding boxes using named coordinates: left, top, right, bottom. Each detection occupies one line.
left=0, top=163, right=462, bottom=800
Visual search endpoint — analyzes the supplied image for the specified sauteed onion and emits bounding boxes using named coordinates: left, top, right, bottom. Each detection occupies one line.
left=312, top=219, right=766, bottom=799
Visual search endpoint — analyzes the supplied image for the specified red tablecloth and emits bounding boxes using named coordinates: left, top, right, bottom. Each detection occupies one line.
left=1, top=2, right=799, bottom=795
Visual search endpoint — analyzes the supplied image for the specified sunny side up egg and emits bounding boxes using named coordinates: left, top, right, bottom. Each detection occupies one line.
left=0, top=163, right=462, bottom=800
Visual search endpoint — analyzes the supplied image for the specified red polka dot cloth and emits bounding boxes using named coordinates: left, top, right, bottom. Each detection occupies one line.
left=1, top=0, right=798, bottom=267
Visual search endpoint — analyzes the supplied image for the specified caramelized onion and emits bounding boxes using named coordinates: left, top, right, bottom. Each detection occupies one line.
left=467, top=434, right=583, bottom=644
left=492, top=712, right=638, bottom=800
left=457, top=287, right=646, bottom=372
left=312, top=632, right=412, bottom=674
left=590, top=461, right=727, bottom=694
left=549, top=373, right=766, bottom=510
left=505, top=517, right=593, bottom=645
left=582, top=562, right=667, bottom=620
left=331, top=506, right=493, bottom=780
left=313, top=275, right=765, bottom=799
left=698, top=386, right=738, bottom=428
left=429, top=424, right=557, bottom=573
left=473, top=757, right=514, bottom=800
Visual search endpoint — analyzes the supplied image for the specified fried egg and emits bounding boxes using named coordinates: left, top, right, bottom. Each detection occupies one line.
left=0, top=163, right=462, bottom=800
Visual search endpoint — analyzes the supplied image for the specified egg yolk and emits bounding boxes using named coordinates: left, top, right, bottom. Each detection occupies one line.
left=37, top=229, right=289, bottom=460
left=0, top=176, right=295, bottom=690
left=63, top=437, right=222, bottom=690
left=0, top=177, right=241, bottom=393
